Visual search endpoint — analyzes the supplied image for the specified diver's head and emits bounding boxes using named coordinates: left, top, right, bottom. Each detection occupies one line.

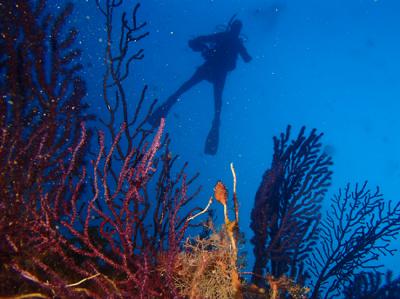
left=230, top=19, right=242, bottom=36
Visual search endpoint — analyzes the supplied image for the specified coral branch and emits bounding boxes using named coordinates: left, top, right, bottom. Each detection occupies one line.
left=250, top=126, right=332, bottom=285
left=309, top=182, right=400, bottom=298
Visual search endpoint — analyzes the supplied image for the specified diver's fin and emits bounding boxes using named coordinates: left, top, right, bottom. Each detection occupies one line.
left=148, top=104, right=170, bottom=128
left=204, top=123, right=219, bottom=155
left=147, top=110, right=163, bottom=128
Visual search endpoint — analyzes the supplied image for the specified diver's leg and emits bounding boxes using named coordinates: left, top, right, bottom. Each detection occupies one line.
left=148, top=68, right=204, bottom=127
left=204, top=73, right=226, bottom=155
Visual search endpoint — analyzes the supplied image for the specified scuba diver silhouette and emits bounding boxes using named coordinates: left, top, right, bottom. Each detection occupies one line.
left=148, top=17, right=252, bottom=155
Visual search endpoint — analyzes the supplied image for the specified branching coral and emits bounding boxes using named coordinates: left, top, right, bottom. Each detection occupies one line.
left=0, top=1, right=201, bottom=298
left=343, top=270, right=400, bottom=299
left=162, top=230, right=238, bottom=299
left=3, top=120, right=175, bottom=297
left=159, top=165, right=243, bottom=299
left=309, top=182, right=400, bottom=299
left=250, top=126, right=400, bottom=298
left=0, top=0, right=90, bottom=294
left=250, top=126, right=333, bottom=286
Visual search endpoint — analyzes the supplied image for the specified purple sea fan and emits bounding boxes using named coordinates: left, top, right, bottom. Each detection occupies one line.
left=309, top=182, right=400, bottom=299
left=250, top=125, right=333, bottom=286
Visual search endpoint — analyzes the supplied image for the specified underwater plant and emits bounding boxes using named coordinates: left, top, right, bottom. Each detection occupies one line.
left=2, top=117, right=197, bottom=297
left=309, top=182, right=400, bottom=299
left=0, top=0, right=90, bottom=213
left=250, top=126, right=333, bottom=286
left=0, top=0, right=201, bottom=297
left=158, top=176, right=242, bottom=299
left=343, top=270, right=400, bottom=299
left=0, top=0, right=90, bottom=290
left=250, top=126, right=400, bottom=299
left=94, top=0, right=202, bottom=254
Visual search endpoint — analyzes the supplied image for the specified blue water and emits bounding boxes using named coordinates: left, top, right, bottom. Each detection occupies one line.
left=63, top=0, right=400, bottom=289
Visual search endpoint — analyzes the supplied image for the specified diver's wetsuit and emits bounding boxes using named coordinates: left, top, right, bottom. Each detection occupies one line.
left=148, top=20, right=251, bottom=155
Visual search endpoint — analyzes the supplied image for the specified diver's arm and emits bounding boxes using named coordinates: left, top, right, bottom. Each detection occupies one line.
left=194, top=33, right=218, bottom=43
left=188, top=34, right=217, bottom=52
left=239, top=43, right=252, bottom=63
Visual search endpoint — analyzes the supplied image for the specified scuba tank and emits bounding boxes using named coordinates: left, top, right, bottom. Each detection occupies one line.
left=188, top=14, right=240, bottom=59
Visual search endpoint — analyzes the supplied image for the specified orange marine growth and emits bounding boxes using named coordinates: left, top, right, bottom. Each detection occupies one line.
left=214, top=181, right=228, bottom=206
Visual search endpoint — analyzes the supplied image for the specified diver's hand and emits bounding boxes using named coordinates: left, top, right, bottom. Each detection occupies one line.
left=239, top=46, right=252, bottom=63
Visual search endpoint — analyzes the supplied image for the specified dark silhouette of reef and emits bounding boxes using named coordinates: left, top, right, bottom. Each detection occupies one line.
left=250, top=126, right=333, bottom=287
left=250, top=126, right=400, bottom=299
left=344, top=270, right=400, bottom=299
